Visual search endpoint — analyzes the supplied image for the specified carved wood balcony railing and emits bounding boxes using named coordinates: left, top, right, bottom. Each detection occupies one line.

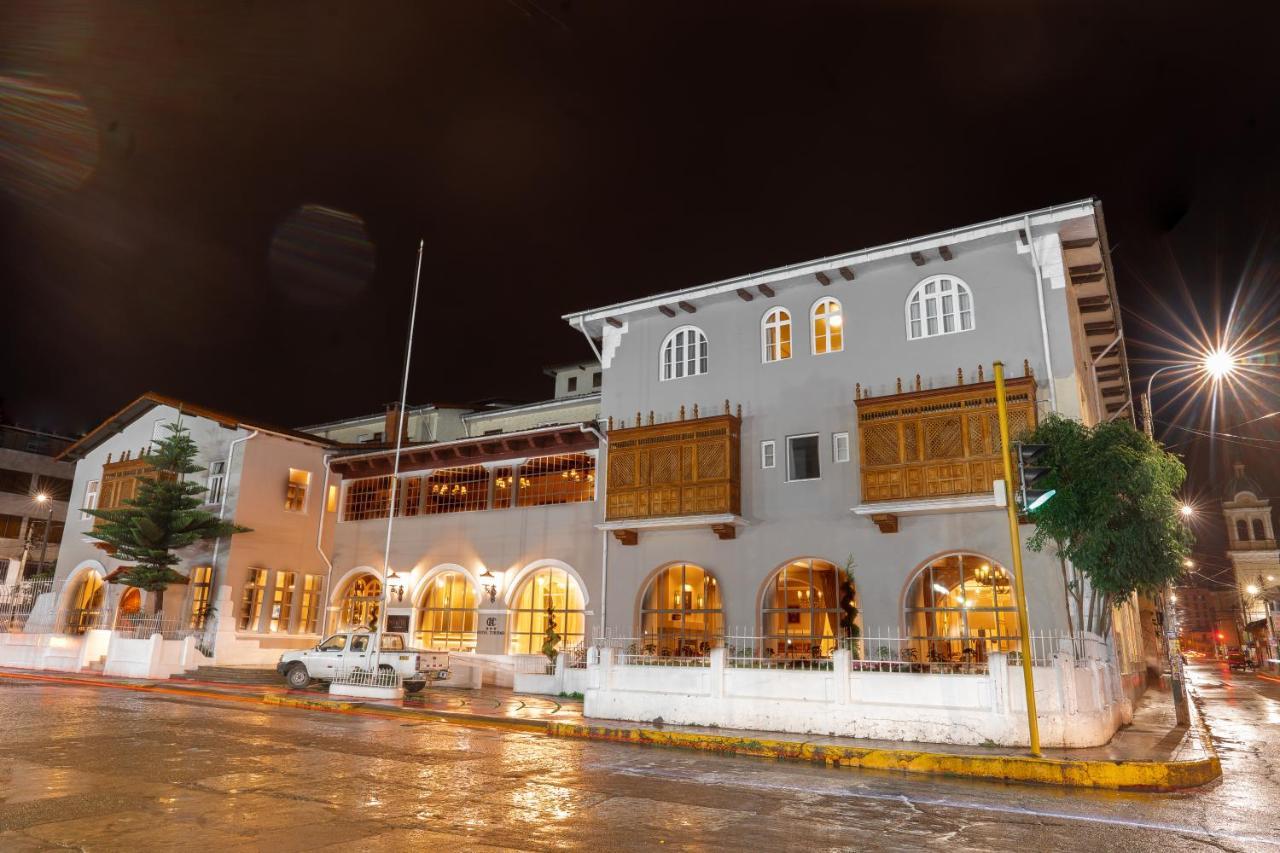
left=605, top=413, right=741, bottom=522
left=855, top=375, right=1037, bottom=503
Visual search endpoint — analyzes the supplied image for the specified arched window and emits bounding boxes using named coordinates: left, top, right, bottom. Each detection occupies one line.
left=66, top=571, right=105, bottom=636
left=660, top=326, right=708, bottom=381
left=906, top=276, right=974, bottom=340
left=1252, top=518, right=1266, bottom=541
left=762, top=307, right=792, bottom=363
left=1236, top=519, right=1250, bottom=542
left=904, top=553, right=1017, bottom=665
left=416, top=571, right=477, bottom=651
left=338, top=573, right=382, bottom=631
left=508, top=566, right=585, bottom=655
left=810, top=297, right=843, bottom=355
left=640, top=563, right=722, bottom=657
left=115, top=588, right=142, bottom=630
left=761, top=558, right=844, bottom=658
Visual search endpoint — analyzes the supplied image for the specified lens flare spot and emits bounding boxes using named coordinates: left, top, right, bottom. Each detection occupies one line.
left=269, top=205, right=377, bottom=307
left=0, top=75, right=98, bottom=201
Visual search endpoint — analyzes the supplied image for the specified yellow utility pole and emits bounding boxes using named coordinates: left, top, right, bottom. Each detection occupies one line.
left=994, top=360, right=1041, bottom=756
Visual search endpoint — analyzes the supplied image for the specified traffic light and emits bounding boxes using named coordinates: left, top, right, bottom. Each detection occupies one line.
left=1014, top=441, right=1055, bottom=512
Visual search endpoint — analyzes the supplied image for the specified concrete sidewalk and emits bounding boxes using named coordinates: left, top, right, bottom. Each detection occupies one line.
left=0, top=666, right=1218, bottom=790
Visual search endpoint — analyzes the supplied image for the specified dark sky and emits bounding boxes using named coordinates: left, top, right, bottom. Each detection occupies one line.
left=2, top=1, right=1278, bottom=563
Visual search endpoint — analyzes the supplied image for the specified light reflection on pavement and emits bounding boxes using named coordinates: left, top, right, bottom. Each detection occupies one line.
left=0, top=661, right=1274, bottom=851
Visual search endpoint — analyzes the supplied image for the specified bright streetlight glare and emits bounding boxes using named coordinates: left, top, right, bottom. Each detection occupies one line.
left=1183, top=559, right=1194, bottom=568
left=1203, top=348, right=1236, bottom=379
left=34, top=493, right=49, bottom=504
left=1179, top=504, right=1194, bottom=518
left=1246, top=584, right=1260, bottom=596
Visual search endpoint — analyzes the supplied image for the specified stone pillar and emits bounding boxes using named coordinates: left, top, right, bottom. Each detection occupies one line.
left=832, top=648, right=851, bottom=705
left=598, top=645, right=614, bottom=692
left=709, top=646, right=726, bottom=699
left=475, top=609, right=508, bottom=655
left=988, top=652, right=1009, bottom=715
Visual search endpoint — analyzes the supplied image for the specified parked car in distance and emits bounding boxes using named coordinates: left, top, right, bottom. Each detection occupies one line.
left=1226, top=651, right=1254, bottom=672
left=277, top=630, right=449, bottom=692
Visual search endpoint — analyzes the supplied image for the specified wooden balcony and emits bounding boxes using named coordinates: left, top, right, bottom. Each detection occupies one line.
left=604, top=410, right=741, bottom=543
left=855, top=372, right=1038, bottom=516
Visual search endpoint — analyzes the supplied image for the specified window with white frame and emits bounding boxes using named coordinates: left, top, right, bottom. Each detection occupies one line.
left=81, top=479, right=100, bottom=521
left=832, top=432, right=850, bottom=463
left=660, top=326, right=708, bottom=380
left=906, top=275, right=974, bottom=340
left=762, top=307, right=792, bottom=363
left=206, top=461, right=225, bottom=505
left=811, top=297, right=844, bottom=355
left=761, top=440, right=776, bottom=469
left=786, top=434, right=820, bottom=481
left=285, top=468, right=311, bottom=512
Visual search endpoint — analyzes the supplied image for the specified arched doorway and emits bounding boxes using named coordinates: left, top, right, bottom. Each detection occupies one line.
left=639, top=563, right=722, bottom=657
left=415, top=571, right=477, bottom=651
left=904, top=552, right=1017, bottom=665
left=507, top=565, right=585, bottom=655
left=115, top=588, right=142, bottom=629
left=66, top=571, right=105, bottom=635
left=760, top=558, right=845, bottom=659
left=337, top=573, right=382, bottom=631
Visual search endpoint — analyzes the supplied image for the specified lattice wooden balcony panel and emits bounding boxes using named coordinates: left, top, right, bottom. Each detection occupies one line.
left=605, top=414, right=741, bottom=521
left=855, top=376, right=1037, bottom=503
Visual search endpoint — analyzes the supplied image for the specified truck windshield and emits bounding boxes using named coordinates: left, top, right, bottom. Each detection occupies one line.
left=380, top=635, right=405, bottom=651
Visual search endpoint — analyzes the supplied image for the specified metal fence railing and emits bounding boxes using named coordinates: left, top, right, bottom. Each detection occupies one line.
left=593, top=635, right=716, bottom=667
left=513, top=654, right=556, bottom=675
left=111, top=614, right=196, bottom=641
left=0, top=580, right=57, bottom=632
left=724, top=633, right=834, bottom=671
left=330, top=666, right=402, bottom=689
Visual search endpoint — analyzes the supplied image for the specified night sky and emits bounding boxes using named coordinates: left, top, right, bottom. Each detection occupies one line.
left=2, top=2, right=1278, bottom=569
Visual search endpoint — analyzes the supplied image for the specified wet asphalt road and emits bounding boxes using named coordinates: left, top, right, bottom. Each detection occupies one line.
left=0, top=661, right=1275, bottom=851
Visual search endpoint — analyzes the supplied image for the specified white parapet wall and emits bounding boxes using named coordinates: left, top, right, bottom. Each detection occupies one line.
left=104, top=633, right=212, bottom=679
left=584, top=648, right=1132, bottom=749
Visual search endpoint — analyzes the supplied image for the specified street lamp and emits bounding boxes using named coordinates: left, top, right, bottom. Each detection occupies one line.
left=1143, top=350, right=1239, bottom=438
left=32, top=493, right=55, bottom=578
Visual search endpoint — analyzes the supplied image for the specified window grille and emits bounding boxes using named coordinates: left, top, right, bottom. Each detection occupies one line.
left=416, top=571, right=478, bottom=651
left=516, top=454, right=595, bottom=507
left=188, top=566, right=213, bottom=629
left=285, top=469, right=311, bottom=512
left=906, top=276, right=974, bottom=340
left=762, top=559, right=843, bottom=658
left=903, top=553, right=1019, bottom=663
left=269, top=571, right=296, bottom=632
left=238, top=568, right=268, bottom=631
left=205, top=462, right=225, bottom=505
left=508, top=566, right=585, bottom=655
left=660, top=326, right=709, bottom=381
left=492, top=465, right=515, bottom=509
left=297, top=574, right=324, bottom=634
left=419, top=466, right=489, bottom=515
left=639, top=563, right=723, bottom=658
left=343, top=476, right=392, bottom=521
left=338, top=574, right=381, bottom=631
left=762, top=308, right=792, bottom=362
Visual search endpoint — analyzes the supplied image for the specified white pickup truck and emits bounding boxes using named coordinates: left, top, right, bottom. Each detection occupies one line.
left=276, top=631, right=449, bottom=693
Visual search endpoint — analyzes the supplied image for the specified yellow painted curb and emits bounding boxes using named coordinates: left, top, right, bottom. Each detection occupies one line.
left=262, top=694, right=358, bottom=712
left=545, top=721, right=1221, bottom=792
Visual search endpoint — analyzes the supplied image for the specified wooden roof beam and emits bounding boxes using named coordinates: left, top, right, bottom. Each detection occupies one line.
left=815, top=271, right=831, bottom=286
left=758, top=284, right=775, bottom=298
left=678, top=301, right=697, bottom=314
left=910, top=251, right=926, bottom=267
left=658, top=305, right=676, bottom=318
left=736, top=288, right=754, bottom=301
left=938, top=245, right=953, bottom=261
left=605, top=317, right=623, bottom=328
left=1062, top=237, right=1099, bottom=250
left=838, top=266, right=855, bottom=281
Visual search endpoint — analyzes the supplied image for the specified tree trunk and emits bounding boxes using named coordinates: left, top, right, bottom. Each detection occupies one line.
left=152, top=588, right=164, bottom=616
left=1057, top=551, right=1075, bottom=638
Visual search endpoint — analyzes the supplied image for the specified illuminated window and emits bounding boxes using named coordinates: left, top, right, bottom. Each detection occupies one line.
left=238, top=569, right=268, bottom=631
left=761, top=559, right=843, bottom=658
left=420, top=466, right=489, bottom=515
left=639, top=563, right=722, bottom=657
left=416, top=571, right=477, bottom=651
left=326, top=484, right=338, bottom=513
left=66, top=571, right=105, bottom=635
left=660, top=326, right=708, bottom=381
left=906, top=275, right=974, bottom=340
left=515, top=454, right=595, bottom=507
left=762, top=307, right=792, bottom=363
left=0, top=514, right=21, bottom=539
left=342, top=476, right=392, bottom=521
left=269, top=571, right=296, bottom=632
left=508, top=566, right=585, bottom=655
left=204, top=461, right=225, bottom=505
left=811, top=297, right=843, bottom=355
left=285, top=469, right=311, bottom=512
left=297, top=574, right=324, bottom=634
left=81, top=479, right=100, bottom=521
left=187, top=566, right=213, bottom=629
left=338, top=573, right=382, bottom=631
left=904, top=553, right=1018, bottom=664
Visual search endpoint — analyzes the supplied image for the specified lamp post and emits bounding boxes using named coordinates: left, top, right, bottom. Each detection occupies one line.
left=33, top=493, right=53, bottom=577
left=1142, top=350, right=1236, bottom=438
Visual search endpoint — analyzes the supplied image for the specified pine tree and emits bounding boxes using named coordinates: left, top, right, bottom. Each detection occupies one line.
left=541, top=604, right=562, bottom=664
left=839, top=556, right=861, bottom=660
left=86, top=421, right=249, bottom=614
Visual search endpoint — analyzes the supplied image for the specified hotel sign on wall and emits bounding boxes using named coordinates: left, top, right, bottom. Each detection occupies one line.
left=478, top=615, right=504, bottom=637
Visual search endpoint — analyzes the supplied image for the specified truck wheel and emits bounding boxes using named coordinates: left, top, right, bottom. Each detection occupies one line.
left=404, top=681, right=426, bottom=694
left=285, top=664, right=311, bottom=689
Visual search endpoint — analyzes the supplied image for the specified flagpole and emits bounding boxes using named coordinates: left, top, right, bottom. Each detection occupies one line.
left=372, top=239, right=425, bottom=679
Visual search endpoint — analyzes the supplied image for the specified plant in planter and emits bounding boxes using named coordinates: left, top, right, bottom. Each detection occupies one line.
left=540, top=604, right=561, bottom=673
left=838, top=555, right=861, bottom=660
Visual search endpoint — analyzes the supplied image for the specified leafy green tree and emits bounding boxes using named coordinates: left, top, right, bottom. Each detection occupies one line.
left=86, top=422, right=249, bottom=614
left=1022, top=415, right=1192, bottom=636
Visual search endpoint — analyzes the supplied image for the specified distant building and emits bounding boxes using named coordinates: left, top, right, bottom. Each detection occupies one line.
left=1221, top=462, right=1279, bottom=664
left=0, top=425, right=76, bottom=585
left=1174, top=585, right=1220, bottom=654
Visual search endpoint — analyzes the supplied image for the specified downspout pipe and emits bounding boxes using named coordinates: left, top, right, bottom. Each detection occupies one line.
left=315, top=453, right=336, bottom=621
left=1024, top=214, right=1059, bottom=413
left=209, top=429, right=258, bottom=652
left=578, top=422, right=609, bottom=638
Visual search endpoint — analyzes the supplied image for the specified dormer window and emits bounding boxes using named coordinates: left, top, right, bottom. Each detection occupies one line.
left=906, top=275, right=974, bottom=340
left=762, top=308, right=792, bottom=363
left=660, top=326, right=708, bottom=381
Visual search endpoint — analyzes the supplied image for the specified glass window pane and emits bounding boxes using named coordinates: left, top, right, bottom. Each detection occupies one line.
left=787, top=435, right=820, bottom=480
